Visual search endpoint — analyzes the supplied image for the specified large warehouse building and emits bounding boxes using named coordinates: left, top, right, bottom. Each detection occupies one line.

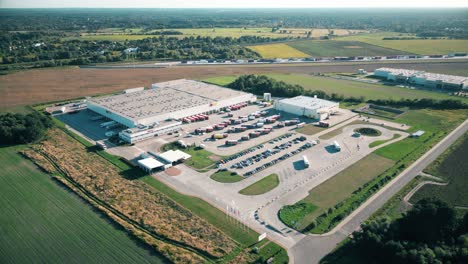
left=374, top=68, right=468, bottom=90
left=87, top=79, right=257, bottom=128
left=274, top=95, right=339, bottom=120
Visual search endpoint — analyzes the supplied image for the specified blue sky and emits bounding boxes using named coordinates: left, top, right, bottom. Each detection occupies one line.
left=1, top=0, right=467, bottom=8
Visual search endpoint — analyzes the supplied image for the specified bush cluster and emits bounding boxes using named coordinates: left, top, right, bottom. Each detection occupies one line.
left=0, top=112, right=53, bottom=145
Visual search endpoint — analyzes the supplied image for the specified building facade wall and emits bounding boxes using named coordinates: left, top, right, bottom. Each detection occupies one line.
left=119, top=122, right=182, bottom=144
left=275, top=101, right=339, bottom=120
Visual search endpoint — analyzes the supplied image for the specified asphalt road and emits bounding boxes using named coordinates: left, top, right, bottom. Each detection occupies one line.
left=290, top=119, right=468, bottom=264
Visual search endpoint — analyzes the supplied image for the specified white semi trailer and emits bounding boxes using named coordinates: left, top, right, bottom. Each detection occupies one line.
left=303, top=155, right=310, bottom=168
left=333, top=141, right=341, bottom=151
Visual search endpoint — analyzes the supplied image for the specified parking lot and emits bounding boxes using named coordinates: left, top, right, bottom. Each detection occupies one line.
left=177, top=104, right=352, bottom=156
left=219, top=133, right=316, bottom=176
left=150, top=120, right=408, bottom=247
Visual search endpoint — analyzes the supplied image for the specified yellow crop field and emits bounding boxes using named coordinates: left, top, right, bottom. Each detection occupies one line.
left=339, top=32, right=468, bottom=55
left=248, top=43, right=310, bottom=58
left=71, top=27, right=369, bottom=41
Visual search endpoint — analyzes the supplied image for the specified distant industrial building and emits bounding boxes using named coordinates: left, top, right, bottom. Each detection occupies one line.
left=274, top=95, right=339, bottom=120
left=374, top=68, right=468, bottom=90
left=87, top=79, right=256, bottom=143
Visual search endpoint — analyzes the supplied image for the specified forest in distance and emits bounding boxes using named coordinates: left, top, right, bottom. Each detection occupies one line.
left=1, top=8, right=467, bottom=38
left=1, top=8, right=467, bottom=73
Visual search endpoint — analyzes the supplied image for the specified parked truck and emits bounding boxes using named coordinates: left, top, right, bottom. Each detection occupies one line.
left=303, top=155, right=310, bottom=168
left=318, top=121, right=330, bottom=128
left=333, top=141, right=341, bottom=151
left=212, top=133, right=228, bottom=139
left=225, top=140, right=238, bottom=146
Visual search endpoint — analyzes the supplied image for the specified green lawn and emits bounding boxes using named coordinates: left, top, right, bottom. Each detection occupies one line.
left=161, top=143, right=220, bottom=170
left=239, top=174, right=280, bottom=195
left=203, top=76, right=238, bottom=86
left=375, top=109, right=468, bottom=161
left=0, top=146, right=166, bottom=264
left=287, top=40, right=411, bottom=57
left=338, top=32, right=468, bottom=55
left=410, top=132, right=468, bottom=207
left=291, top=153, right=395, bottom=230
left=210, top=170, right=244, bottom=183
left=369, top=133, right=401, bottom=148
left=318, top=120, right=371, bottom=140
left=279, top=203, right=318, bottom=229
left=297, top=124, right=327, bottom=135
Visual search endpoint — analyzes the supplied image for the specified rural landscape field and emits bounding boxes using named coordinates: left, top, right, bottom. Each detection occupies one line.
left=1, top=5, right=468, bottom=264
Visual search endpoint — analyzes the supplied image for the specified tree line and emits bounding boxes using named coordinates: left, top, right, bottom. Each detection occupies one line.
left=1, top=33, right=281, bottom=72
left=323, top=198, right=468, bottom=264
left=1, top=9, right=466, bottom=38
left=227, top=75, right=468, bottom=109
left=0, top=112, right=53, bottom=145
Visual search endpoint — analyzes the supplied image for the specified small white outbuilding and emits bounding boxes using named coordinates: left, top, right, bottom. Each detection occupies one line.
left=138, top=158, right=165, bottom=173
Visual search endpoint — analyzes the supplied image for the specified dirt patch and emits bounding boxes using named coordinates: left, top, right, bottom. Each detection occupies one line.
left=165, top=167, right=181, bottom=176
left=1, top=61, right=467, bottom=108
left=208, top=155, right=222, bottom=161
left=343, top=46, right=362, bottom=49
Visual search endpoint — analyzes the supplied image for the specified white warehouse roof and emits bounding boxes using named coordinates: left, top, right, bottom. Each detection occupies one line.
left=158, top=150, right=192, bottom=163
left=138, top=158, right=165, bottom=170
left=278, top=96, right=338, bottom=110
left=87, top=79, right=256, bottom=127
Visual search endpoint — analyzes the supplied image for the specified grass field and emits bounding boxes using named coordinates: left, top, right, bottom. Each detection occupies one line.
left=0, top=146, right=166, bottom=263
left=410, top=132, right=468, bottom=207
left=293, top=153, right=395, bottom=230
left=248, top=43, right=310, bottom=58
left=279, top=202, right=318, bottom=229
left=210, top=170, right=244, bottom=183
left=375, top=109, right=468, bottom=161
left=161, top=143, right=220, bottom=170
left=205, top=73, right=468, bottom=103
left=287, top=40, right=411, bottom=57
left=339, top=32, right=468, bottom=55
left=369, top=133, right=401, bottom=148
left=239, top=174, right=280, bottom=195
left=296, top=124, right=327, bottom=135
left=265, top=73, right=468, bottom=102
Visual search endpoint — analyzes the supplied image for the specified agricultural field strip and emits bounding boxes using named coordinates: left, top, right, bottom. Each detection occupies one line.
left=74, top=27, right=366, bottom=40
left=337, top=32, right=468, bottom=55
left=409, top=132, right=468, bottom=207
left=0, top=146, right=166, bottom=263
left=24, top=128, right=238, bottom=262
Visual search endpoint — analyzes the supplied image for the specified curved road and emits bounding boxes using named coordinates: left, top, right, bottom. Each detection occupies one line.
left=291, top=119, right=468, bottom=264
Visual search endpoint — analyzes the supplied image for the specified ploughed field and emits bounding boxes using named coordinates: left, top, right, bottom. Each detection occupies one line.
left=2, top=61, right=466, bottom=111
